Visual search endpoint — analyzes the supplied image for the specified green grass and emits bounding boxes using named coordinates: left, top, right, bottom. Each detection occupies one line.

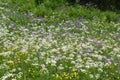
left=0, top=0, right=120, bottom=80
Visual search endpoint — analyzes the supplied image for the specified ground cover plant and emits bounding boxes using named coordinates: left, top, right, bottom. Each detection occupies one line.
left=0, top=0, right=120, bottom=80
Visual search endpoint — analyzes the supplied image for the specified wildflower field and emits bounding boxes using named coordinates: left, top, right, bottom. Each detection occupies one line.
left=0, top=0, right=120, bottom=80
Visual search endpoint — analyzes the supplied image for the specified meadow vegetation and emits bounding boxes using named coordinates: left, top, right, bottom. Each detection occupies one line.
left=0, top=0, right=120, bottom=80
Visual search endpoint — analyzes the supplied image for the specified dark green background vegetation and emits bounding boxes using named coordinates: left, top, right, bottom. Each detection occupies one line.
left=35, top=0, right=120, bottom=10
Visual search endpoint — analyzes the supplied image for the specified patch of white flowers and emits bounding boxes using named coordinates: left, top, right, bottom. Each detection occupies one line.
left=0, top=1, right=120, bottom=79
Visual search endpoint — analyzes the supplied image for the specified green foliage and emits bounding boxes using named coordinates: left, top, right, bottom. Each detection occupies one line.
left=34, top=4, right=53, bottom=17
left=34, top=0, right=43, bottom=5
left=9, top=0, right=36, bottom=12
left=78, top=0, right=120, bottom=10
left=35, top=0, right=66, bottom=9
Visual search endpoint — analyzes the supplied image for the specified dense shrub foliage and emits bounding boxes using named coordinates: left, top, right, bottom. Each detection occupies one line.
left=35, top=0, right=120, bottom=10
left=35, top=0, right=43, bottom=5
left=78, top=0, right=120, bottom=10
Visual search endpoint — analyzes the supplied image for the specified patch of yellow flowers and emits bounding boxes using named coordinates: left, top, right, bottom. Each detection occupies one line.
left=55, top=71, right=78, bottom=80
